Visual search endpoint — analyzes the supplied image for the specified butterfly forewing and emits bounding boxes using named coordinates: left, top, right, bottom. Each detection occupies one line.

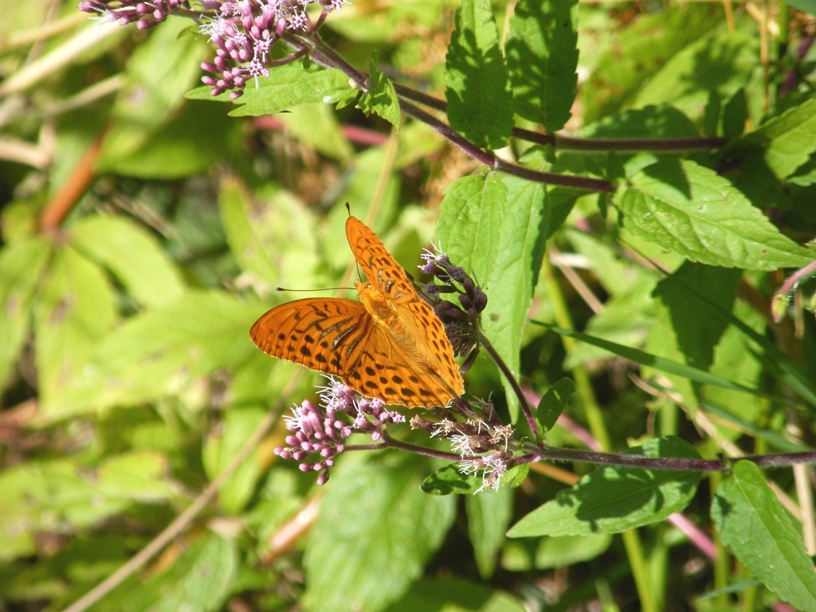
left=250, top=298, right=371, bottom=378
left=345, top=217, right=417, bottom=302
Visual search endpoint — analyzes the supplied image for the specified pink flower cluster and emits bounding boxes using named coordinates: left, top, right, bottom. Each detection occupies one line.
left=79, top=0, right=347, bottom=99
left=275, top=379, right=405, bottom=485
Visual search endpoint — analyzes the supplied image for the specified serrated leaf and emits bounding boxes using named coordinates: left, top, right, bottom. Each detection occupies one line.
left=34, top=245, right=117, bottom=417
left=304, top=455, right=456, bottom=612
left=738, top=97, right=816, bottom=180
left=445, top=0, right=513, bottom=149
left=357, top=49, right=401, bottom=131
left=466, top=486, right=513, bottom=578
left=0, top=237, right=51, bottom=390
left=220, top=65, right=353, bottom=117
left=615, top=159, right=814, bottom=270
left=438, top=164, right=551, bottom=421
left=55, top=291, right=261, bottom=415
left=537, top=377, right=576, bottom=432
left=711, top=461, right=816, bottom=612
left=70, top=215, right=185, bottom=308
left=507, top=437, right=701, bottom=537
left=506, top=0, right=578, bottom=131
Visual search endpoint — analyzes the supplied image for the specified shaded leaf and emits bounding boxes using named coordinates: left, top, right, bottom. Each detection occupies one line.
left=712, top=461, right=816, bottom=612
left=615, top=159, right=814, bottom=270
left=506, top=0, right=578, bottom=131
left=466, top=486, right=513, bottom=578
left=507, top=437, right=700, bottom=537
left=445, top=0, right=513, bottom=149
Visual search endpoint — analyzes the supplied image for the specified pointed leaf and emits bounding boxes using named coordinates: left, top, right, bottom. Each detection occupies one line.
left=445, top=0, right=513, bottom=149
left=537, top=377, right=576, bottom=432
left=506, top=0, right=578, bottom=131
left=357, top=49, right=401, bottom=131
left=507, top=437, right=701, bottom=537
left=615, top=159, right=814, bottom=270
left=712, top=461, right=816, bottom=612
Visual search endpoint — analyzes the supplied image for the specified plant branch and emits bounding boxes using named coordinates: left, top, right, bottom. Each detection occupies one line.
left=477, top=330, right=540, bottom=437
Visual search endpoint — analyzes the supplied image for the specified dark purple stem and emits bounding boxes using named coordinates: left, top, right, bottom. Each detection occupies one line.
left=476, top=331, right=540, bottom=437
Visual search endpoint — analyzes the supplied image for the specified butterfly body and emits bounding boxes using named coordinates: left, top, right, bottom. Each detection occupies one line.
left=250, top=216, right=464, bottom=408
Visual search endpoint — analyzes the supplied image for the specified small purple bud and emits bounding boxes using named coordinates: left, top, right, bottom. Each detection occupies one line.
left=317, top=471, right=331, bottom=486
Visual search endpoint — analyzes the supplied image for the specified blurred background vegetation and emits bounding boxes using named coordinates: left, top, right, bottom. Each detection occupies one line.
left=1, top=0, right=815, bottom=610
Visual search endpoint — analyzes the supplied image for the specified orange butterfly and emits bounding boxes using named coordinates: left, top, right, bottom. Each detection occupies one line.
left=250, top=216, right=464, bottom=408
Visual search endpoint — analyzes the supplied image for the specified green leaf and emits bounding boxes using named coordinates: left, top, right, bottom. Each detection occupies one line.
left=507, top=437, right=701, bottom=537
left=502, top=533, right=613, bottom=571
left=712, top=461, right=816, bottom=612
left=422, top=464, right=481, bottom=495
left=465, top=486, right=513, bottom=578
left=70, top=215, right=185, bottom=308
left=634, top=30, right=758, bottom=124
left=736, top=97, right=816, bottom=180
left=582, top=6, right=717, bottom=122
left=279, top=103, right=354, bottom=161
left=0, top=237, right=51, bottom=390
left=388, top=577, right=526, bottom=612
left=615, top=159, right=814, bottom=270
left=304, top=454, right=456, bottom=612
left=437, top=174, right=508, bottom=273
left=722, top=89, right=747, bottom=138
left=202, top=406, right=267, bottom=515
left=506, top=0, right=578, bottom=131
left=445, top=0, right=514, bottom=149
left=34, top=245, right=117, bottom=417
left=0, top=453, right=177, bottom=562
left=98, top=18, right=208, bottom=173
left=198, top=64, right=355, bottom=118
left=536, top=377, right=576, bottom=432
left=652, top=262, right=741, bottom=371
left=97, top=100, right=237, bottom=179
left=439, top=161, right=556, bottom=421
left=422, top=464, right=529, bottom=496
left=106, top=534, right=238, bottom=612
left=358, top=49, right=401, bottom=132
left=55, top=291, right=261, bottom=415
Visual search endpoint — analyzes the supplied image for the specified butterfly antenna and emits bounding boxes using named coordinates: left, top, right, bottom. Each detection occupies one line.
left=276, top=286, right=354, bottom=293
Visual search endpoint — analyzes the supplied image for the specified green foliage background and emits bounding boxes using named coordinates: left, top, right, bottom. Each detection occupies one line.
left=1, top=0, right=816, bottom=610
